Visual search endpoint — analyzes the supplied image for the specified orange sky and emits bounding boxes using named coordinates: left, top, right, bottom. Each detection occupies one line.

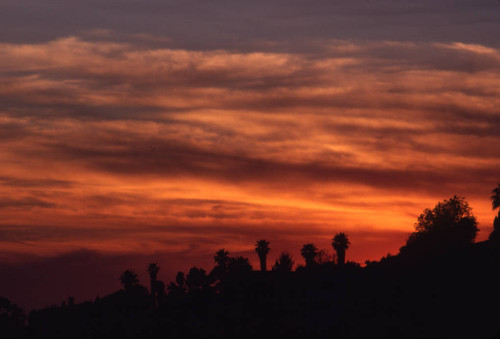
left=1, top=22, right=500, bottom=309
left=1, top=37, right=499, bottom=259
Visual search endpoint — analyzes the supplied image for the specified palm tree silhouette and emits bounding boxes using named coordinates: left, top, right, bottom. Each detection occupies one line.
left=255, top=240, right=270, bottom=272
left=214, top=249, right=230, bottom=270
left=147, top=263, right=160, bottom=307
left=119, top=270, right=138, bottom=291
left=489, top=183, right=500, bottom=242
left=211, top=249, right=230, bottom=282
left=332, top=233, right=350, bottom=265
left=300, top=243, right=318, bottom=267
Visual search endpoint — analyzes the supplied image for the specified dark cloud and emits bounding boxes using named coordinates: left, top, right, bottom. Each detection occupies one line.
left=0, top=197, right=57, bottom=209
left=0, top=224, right=120, bottom=243
left=24, top=131, right=493, bottom=197
left=0, top=216, right=338, bottom=244
left=1, top=0, right=499, bottom=50
left=0, top=176, right=74, bottom=188
left=0, top=121, right=32, bottom=141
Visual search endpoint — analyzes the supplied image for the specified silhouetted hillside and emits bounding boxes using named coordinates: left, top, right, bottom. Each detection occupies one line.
left=3, top=240, right=494, bottom=339
left=4, top=193, right=500, bottom=338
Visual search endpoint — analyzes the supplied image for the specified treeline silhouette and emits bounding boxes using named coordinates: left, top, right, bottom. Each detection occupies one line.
left=3, top=185, right=500, bottom=338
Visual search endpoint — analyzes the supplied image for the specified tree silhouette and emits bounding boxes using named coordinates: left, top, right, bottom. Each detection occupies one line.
left=316, top=249, right=335, bottom=265
left=489, top=183, right=500, bottom=242
left=186, top=267, right=207, bottom=292
left=147, top=263, right=160, bottom=292
left=0, top=297, right=25, bottom=337
left=401, top=195, right=478, bottom=255
left=272, top=252, right=294, bottom=272
left=214, top=249, right=230, bottom=270
left=176, top=271, right=186, bottom=288
left=332, top=233, right=350, bottom=265
left=227, top=256, right=253, bottom=274
left=119, top=270, right=139, bottom=291
left=147, top=263, right=161, bottom=308
left=255, top=240, right=270, bottom=272
left=300, top=243, right=318, bottom=267
left=167, top=271, right=186, bottom=295
left=211, top=249, right=231, bottom=282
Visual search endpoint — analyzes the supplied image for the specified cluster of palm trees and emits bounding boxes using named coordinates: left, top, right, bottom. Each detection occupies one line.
left=119, top=269, right=139, bottom=291
left=118, top=184, right=500, bottom=293
left=119, top=262, right=165, bottom=308
left=117, top=182, right=500, bottom=306
left=254, top=232, right=351, bottom=272
left=119, top=231, right=352, bottom=298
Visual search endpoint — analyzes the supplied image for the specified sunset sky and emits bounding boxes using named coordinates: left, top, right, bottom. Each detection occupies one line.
left=1, top=0, right=500, bottom=310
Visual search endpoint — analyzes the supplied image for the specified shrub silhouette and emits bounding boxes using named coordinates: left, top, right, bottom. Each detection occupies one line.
left=227, top=256, right=252, bottom=274
left=316, top=249, right=335, bottom=266
left=273, top=252, right=294, bottom=272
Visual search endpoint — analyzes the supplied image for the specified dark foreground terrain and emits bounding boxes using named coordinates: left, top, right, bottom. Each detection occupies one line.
left=2, top=241, right=500, bottom=339
left=4, top=194, right=500, bottom=338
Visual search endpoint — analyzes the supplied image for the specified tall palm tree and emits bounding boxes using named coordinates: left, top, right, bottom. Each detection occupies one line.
left=332, top=232, right=350, bottom=265
left=214, top=249, right=230, bottom=270
left=210, top=249, right=230, bottom=282
left=300, top=243, right=318, bottom=267
left=147, top=263, right=160, bottom=307
left=119, top=270, right=138, bottom=291
left=148, top=263, right=160, bottom=289
left=255, top=240, right=270, bottom=272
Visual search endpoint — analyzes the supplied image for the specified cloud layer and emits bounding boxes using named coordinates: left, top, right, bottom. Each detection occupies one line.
left=1, top=37, right=498, bottom=253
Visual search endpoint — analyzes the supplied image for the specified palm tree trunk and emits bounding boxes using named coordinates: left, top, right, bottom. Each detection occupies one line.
left=259, top=255, right=267, bottom=272
left=150, top=278, right=156, bottom=309
left=337, top=250, right=345, bottom=265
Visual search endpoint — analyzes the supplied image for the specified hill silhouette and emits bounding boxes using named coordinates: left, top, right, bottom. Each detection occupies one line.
left=2, top=192, right=500, bottom=338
